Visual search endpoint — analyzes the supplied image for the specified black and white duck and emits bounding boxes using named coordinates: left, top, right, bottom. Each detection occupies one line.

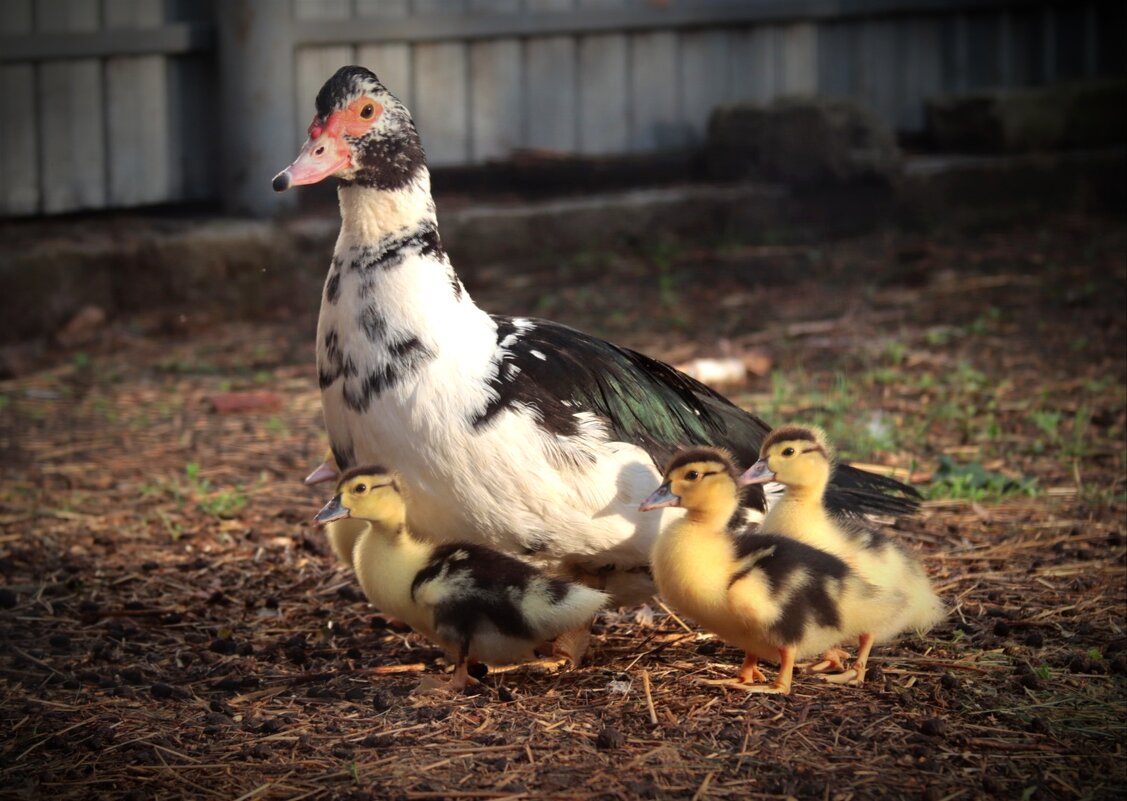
left=274, top=66, right=919, bottom=623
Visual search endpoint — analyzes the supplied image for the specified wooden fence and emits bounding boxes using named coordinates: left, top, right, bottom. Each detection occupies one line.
left=0, top=0, right=1123, bottom=217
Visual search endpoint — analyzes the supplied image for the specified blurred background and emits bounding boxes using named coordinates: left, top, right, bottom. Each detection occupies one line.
left=1, top=0, right=1124, bottom=218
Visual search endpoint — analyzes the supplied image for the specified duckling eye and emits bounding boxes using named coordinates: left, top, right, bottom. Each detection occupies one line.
left=781, top=447, right=795, bottom=457
left=354, top=483, right=367, bottom=494
left=359, top=104, right=375, bottom=119
left=685, top=470, right=700, bottom=481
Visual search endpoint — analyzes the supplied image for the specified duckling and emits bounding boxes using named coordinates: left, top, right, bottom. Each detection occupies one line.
left=305, top=451, right=365, bottom=568
left=740, top=426, right=944, bottom=683
left=640, top=447, right=898, bottom=694
left=315, top=466, right=609, bottom=691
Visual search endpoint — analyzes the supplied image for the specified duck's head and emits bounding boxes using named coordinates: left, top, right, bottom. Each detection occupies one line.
left=314, top=465, right=405, bottom=527
left=639, top=447, right=741, bottom=515
left=739, top=425, right=834, bottom=493
left=273, top=65, right=424, bottom=193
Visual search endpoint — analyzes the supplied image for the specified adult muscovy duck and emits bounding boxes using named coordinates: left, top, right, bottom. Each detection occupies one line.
left=274, top=65, right=918, bottom=607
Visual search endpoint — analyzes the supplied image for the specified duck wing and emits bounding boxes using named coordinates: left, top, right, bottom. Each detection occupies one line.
left=478, top=317, right=919, bottom=517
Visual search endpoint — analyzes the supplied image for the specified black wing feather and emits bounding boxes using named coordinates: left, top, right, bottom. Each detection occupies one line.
left=482, top=316, right=919, bottom=517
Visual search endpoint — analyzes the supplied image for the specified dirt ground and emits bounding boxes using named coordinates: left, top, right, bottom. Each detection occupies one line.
left=1, top=211, right=1124, bottom=801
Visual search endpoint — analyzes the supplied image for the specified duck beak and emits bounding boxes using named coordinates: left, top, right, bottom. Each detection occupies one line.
left=639, top=482, right=680, bottom=511
left=304, top=459, right=339, bottom=486
left=738, top=459, right=774, bottom=486
left=273, top=114, right=351, bottom=191
left=314, top=495, right=350, bottom=525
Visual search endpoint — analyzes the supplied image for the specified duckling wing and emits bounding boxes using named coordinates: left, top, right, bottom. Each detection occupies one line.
left=411, top=543, right=607, bottom=661
left=728, top=533, right=853, bottom=654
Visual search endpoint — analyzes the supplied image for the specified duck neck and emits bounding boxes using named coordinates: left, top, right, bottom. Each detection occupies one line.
left=683, top=494, right=740, bottom=531
left=763, top=479, right=830, bottom=532
left=337, top=169, right=437, bottom=245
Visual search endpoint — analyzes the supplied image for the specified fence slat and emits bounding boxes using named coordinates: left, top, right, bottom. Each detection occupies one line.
left=680, top=28, right=730, bottom=142
left=0, top=0, right=37, bottom=215
left=780, top=21, right=818, bottom=96
left=525, top=0, right=578, bottom=152
left=104, top=0, right=171, bottom=207
left=630, top=30, right=681, bottom=150
left=576, top=0, right=628, bottom=155
left=468, top=0, right=521, bottom=163
left=37, top=0, right=105, bottom=214
left=356, top=1, right=413, bottom=110
left=413, top=1, right=469, bottom=166
left=896, top=16, right=943, bottom=132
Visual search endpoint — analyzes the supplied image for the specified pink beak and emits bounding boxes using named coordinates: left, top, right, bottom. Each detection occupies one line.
left=273, top=114, right=351, bottom=191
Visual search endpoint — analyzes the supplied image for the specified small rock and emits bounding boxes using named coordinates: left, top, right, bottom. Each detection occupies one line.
left=49, top=633, right=71, bottom=650
left=993, top=620, right=1011, bottom=637
left=498, top=686, right=515, bottom=702
left=1018, top=672, right=1041, bottom=690
left=209, top=638, right=237, bottom=655
left=55, top=305, right=106, bottom=348
left=1023, top=630, right=1044, bottom=648
left=1069, top=655, right=1092, bottom=674
left=344, top=687, right=367, bottom=702
left=596, top=725, right=626, bottom=750
left=372, top=691, right=394, bottom=712
left=919, top=717, right=946, bottom=738
left=940, top=673, right=960, bottom=690
left=150, top=683, right=174, bottom=700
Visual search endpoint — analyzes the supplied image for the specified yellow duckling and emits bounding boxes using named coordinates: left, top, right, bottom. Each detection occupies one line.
left=315, top=466, right=609, bottom=691
left=305, top=450, right=367, bottom=568
left=740, top=425, right=944, bottom=683
left=640, top=447, right=926, bottom=694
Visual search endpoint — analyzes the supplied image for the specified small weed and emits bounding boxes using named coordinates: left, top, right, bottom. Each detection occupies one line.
left=1034, top=665, right=1052, bottom=681
left=924, top=456, right=1038, bottom=501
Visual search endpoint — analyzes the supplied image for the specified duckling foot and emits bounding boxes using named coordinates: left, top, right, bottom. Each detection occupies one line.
left=553, top=625, right=592, bottom=668
left=737, top=654, right=768, bottom=684
left=804, top=647, right=851, bottom=675
left=816, top=667, right=865, bottom=686
left=814, top=634, right=873, bottom=687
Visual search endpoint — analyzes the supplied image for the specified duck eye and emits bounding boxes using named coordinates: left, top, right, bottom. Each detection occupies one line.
left=359, top=104, right=375, bottom=119
left=354, top=483, right=367, bottom=494
left=781, top=447, right=795, bottom=457
left=685, top=470, right=699, bottom=481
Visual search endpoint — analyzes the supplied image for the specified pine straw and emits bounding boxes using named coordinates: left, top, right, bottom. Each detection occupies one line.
left=2, top=213, right=1125, bottom=800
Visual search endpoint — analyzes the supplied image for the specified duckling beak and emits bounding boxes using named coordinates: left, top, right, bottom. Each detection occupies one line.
left=304, top=459, right=339, bottom=486
left=738, top=459, right=775, bottom=486
left=639, top=482, right=680, bottom=511
left=314, top=495, right=350, bottom=525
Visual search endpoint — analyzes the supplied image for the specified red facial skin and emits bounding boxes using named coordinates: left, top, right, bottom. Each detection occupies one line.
left=274, top=98, right=383, bottom=190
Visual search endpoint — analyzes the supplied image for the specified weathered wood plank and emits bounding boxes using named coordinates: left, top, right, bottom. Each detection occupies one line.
left=356, top=0, right=413, bottom=109
left=36, top=0, right=105, bottom=213
left=895, top=16, right=943, bottom=132
left=966, top=11, right=1003, bottom=88
left=576, top=0, right=627, bottom=154
left=815, top=21, right=850, bottom=100
left=780, top=21, right=817, bottom=96
left=0, top=0, right=37, bottom=215
left=104, top=0, right=171, bottom=207
left=679, top=28, right=729, bottom=142
left=630, top=30, right=681, bottom=150
left=413, top=1, right=468, bottom=165
left=294, top=0, right=353, bottom=132
left=468, top=0, right=521, bottom=162
left=1052, top=3, right=1088, bottom=81
left=415, top=41, right=469, bottom=166
left=525, top=0, right=578, bottom=152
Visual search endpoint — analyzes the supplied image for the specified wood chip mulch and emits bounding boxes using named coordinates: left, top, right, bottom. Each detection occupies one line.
left=1, top=213, right=1124, bottom=800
